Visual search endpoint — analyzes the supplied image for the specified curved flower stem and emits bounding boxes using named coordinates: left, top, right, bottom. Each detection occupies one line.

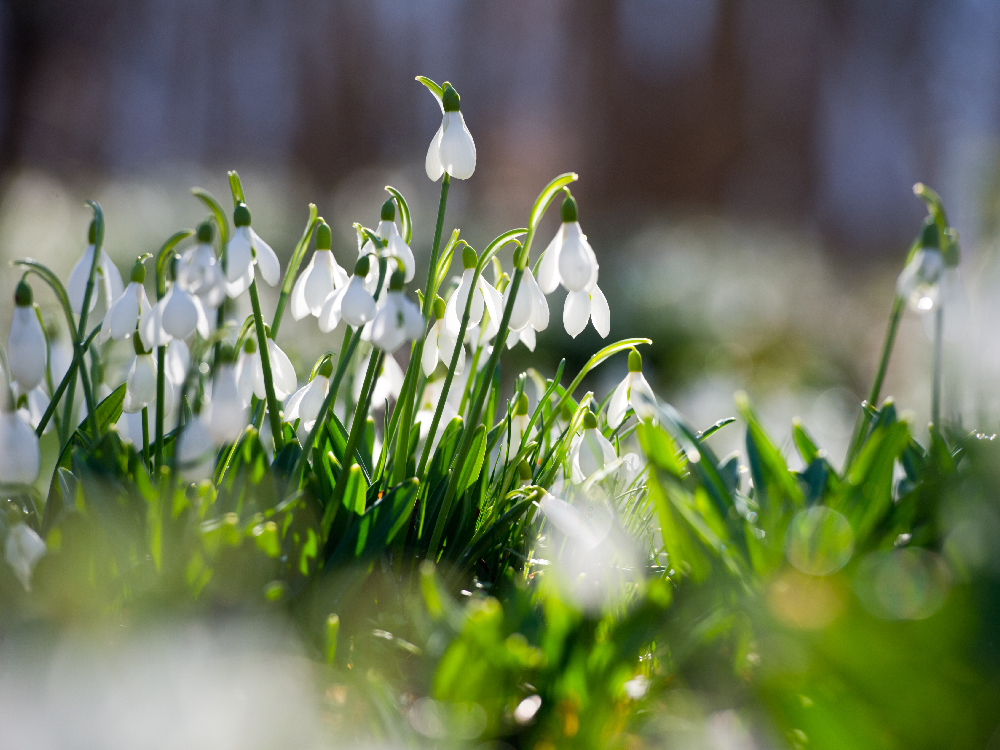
left=931, top=304, right=943, bottom=428
left=142, top=407, right=150, bottom=468
left=428, top=266, right=524, bottom=552
left=458, top=343, right=484, bottom=416
left=35, top=324, right=101, bottom=437
left=390, top=175, right=450, bottom=486
left=248, top=279, right=285, bottom=452
left=844, top=295, right=904, bottom=470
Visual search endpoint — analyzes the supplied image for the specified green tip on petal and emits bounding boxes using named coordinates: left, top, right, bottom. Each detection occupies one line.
left=197, top=220, right=214, bottom=243
left=319, top=358, right=334, bottom=379
left=461, top=243, right=478, bottom=270
left=355, top=255, right=371, bottom=277
left=628, top=348, right=642, bottom=373
left=133, top=334, right=149, bottom=356
left=88, top=219, right=97, bottom=244
left=432, top=296, right=446, bottom=320
left=583, top=411, right=598, bottom=430
left=919, top=217, right=940, bottom=250
left=380, top=199, right=396, bottom=222
left=130, top=258, right=146, bottom=284
left=234, top=203, right=252, bottom=228
left=389, top=270, right=405, bottom=291
left=516, top=392, right=529, bottom=416
left=442, top=83, right=460, bottom=112
left=316, top=221, right=332, bottom=250
left=518, top=459, right=532, bottom=482
left=560, top=195, right=578, bottom=223
left=14, top=280, right=32, bottom=307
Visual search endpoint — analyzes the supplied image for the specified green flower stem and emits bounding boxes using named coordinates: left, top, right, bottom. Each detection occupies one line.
left=154, top=345, right=166, bottom=472
left=458, top=344, right=484, bottom=416
left=142, top=407, right=150, bottom=468
left=932, top=304, right=943, bottom=427
left=248, top=278, right=285, bottom=452
left=36, top=324, right=102, bottom=437
left=390, top=175, right=450, bottom=485
left=428, top=265, right=524, bottom=552
left=844, top=295, right=904, bottom=470
left=326, top=348, right=384, bottom=534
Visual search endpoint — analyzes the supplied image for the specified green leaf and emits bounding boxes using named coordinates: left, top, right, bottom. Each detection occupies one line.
left=456, top=424, right=487, bottom=498
left=328, top=478, right=418, bottom=566
left=191, top=188, right=229, bottom=246
left=385, top=186, right=412, bottom=245
left=638, top=422, right=685, bottom=477
left=477, top=228, right=528, bottom=272
left=792, top=417, right=821, bottom=465
left=698, top=417, right=735, bottom=441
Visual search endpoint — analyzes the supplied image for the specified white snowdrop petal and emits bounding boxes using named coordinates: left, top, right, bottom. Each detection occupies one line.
left=425, top=123, right=445, bottom=181
left=519, top=326, right=536, bottom=351
left=100, top=252, right=125, bottom=310
left=305, top=251, right=339, bottom=314
left=504, top=277, right=533, bottom=332
left=252, top=229, right=281, bottom=286
left=226, top=265, right=254, bottom=299
left=386, top=226, right=416, bottom=283
left=340, top=277, right=378, bottom=327
left=439, top=111, right=477, bottom=179
left=165, top=339, right=190, bottom=386
left=267, top=339, right=298, bottom=399
left=563, top=290, right=591, bottom=339
left=525, top=268, right=550, bottom=331
left=629, top=373, right=657, bottom=420
left=590, top=284, right=610, bottom=338
left=0, top=411, right=40, bottom=485
left=607, top=377, right=631, bottom=429
left=8, top=306, right=47, bottom=390
left=226, top=229, right=255, bottom=284
left=290, top=254, right=315, bottom=320
left=317, top=286, right=347, bottom=333
left=68, top=246, right=98, bottom=314
left=161, top=288, right=199, bottom=339
left=177, top=416, right=215, bottom=482
left=422, top=326, right=440, bottom=377
left=537, top=227, right=564, bottom=294
left=124, top=354, right=157, bottom=413
left=206, top=364, right=246, bottom=444
left=236, top=355, right=255, bottom=407
left=6, top=524, right=45, bottom=590
left=558, top=223, right=597, bottom=292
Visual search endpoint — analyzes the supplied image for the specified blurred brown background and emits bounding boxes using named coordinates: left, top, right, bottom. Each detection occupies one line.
left=3, top=0, right=1000, bottom=461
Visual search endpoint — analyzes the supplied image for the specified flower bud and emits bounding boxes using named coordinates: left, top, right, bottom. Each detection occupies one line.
left=197, top=220, right=214, bottom=244
left=389, top=270, right=405, bottom=291
left=233, top=203, right=252, bottom=228
left=355, top=255, right=371, bottom=276
left=316, top=220, right=332, bottom=250
left=442, top=83, right=460, bottom=113
left=130, top=258, right=146, bottom=284
left=462, top=244, right=478, bottom=270
left=14, top=281, right=32, bottom=307
left=380, top=199, right=396, bottom=222
left=582, top=410, right=598, bottom=430
left=628, top=348, right=642, bottom=373
left=516, top=392, right=529, bottom=416
left=560, top=195, right=578, bottom=223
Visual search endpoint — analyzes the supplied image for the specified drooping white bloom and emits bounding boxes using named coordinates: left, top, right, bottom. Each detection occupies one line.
left=445, top=250, right=503, bottom=339
left=897, top=247, right=944, bottom=312
left=422, top=301, right=465, bottom=377
left=204, top=360, right=246, bottom=444
left=176, top=415, right=216, bottom=482
left=424, top=83, right=476, bottom=181
left=318, top=265, right=378, bottom=332
left=358, top=352, right=405, bottom=411
left=101, top=265, right=152, bottom=344
left=570, top=412, right=617, bottom=484
left=0, top=408, right=40, bottom=485
left=177, top=229, right=227, bottom=308
left=225, top=204, right=281, bottom=298
left=503, top=266, right=549, bottom=347
left=563, top=283, right=610, bottom=339
left=368, top=278, right=424, bottom=354
left=122, top=347, right=158, bottom=414
left=7, top=282, right=47, bottom=390
left=5, top=524, right=45, bottom=590
left=373, top=198, right=418, bottom=283
left=290, top=222, right=349, bottom=320
left=67, top=234, right=124, bottom=315
left=607, top=349, right=657, bottom=429
left=140, top=284, right=210, bottom=346
left=16, top=385, right=51, bottom=433
left=285, top=370, right=329, bottom=439
left=165, top=338, right=190, bottom=387
left=244, top=336, right=298, bottom=401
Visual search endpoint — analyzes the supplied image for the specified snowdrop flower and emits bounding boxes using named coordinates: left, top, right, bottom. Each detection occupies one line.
left=509, top=392, right=534, bottom=454
left=537, top=196, right=610, bottom=339
left=290, top=221, right=348, bottom=320
left=375, top=199, right=416, bottom=283
left=203, top=349, right=246, bottom=444
left=140, top=281, right=211, bottom=347
left=422, top=297, right=465, bottom=376
left=0, top=406, right=40, bottom=485
left=318, top=256, right=378, bottom=332
left=503, top=247, right=549, bottom=348
left=607, top=348, right=656, bottom=429
left=225, top=203, right=281, bottom=298
left=359, top=352, right=405, bottom=411
left=368, top=271, right=424, bottom=353
left=570, top=411, right=617, bottom=483
left=243, top=333, right=298, bottom=401
left=101, top=258, right=152, bottom=345
left=16, top=385, right=51, bottom=432
left=285, top=359, right=331, bottom=439
left=67, top=220, right=124, bottom=315
left=236, top=338, right=257, bottom=408
left=445, top=245, right=503, bottom=338
left=425, top=82, right=476, bottom=181
left=897, top=220, right=945, bottom=313
left=165, top=339, right=190, bottom=387
left=177, top=221, right=227, bottom=308
left=7, top=281, right=47, bottom=391
left=6, top=523, right=45, bottom=590
left=122, top=336, right=157, bottom=414
left=176, top=413, right=215, bottom=482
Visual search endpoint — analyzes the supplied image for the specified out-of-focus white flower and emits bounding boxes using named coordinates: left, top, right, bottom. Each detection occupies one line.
left=5, top=523, right=45, bottom=590
left=165, top=339, right=190, bottom=387
left=538, top=489, right=611, bottom=550
left=607, top=348, right=656, bottom=428
left=243, top=335, right=297, bottom=401
left=16, top=385, right=51, bottom=433
left=445, top=246, right=502, bottom=338
left=368, top=274, right=424, bottom=353
left=140, top=284, right=210, bottom=346
left=0, top=408, right=40, bottom=485
left=67, top=224, right=124, bottom=315
left=225, top=203, right=281, bottom=298
left=123, top=339, right=158, bottom=414
left=570, top=411, right=617, bottom=483
left=204, top=356, right=246, bottom=444
left=236, top=339, right=256, bottom=408
left=176, top=414, right=215, bottom=482
left=318, top=257, right=378, bottom=332
left=101, top=267, right=152, bottom=345
left=177, top=223, right=227, bottom=308
left=504, top=266, right=549, bottom=336
left=424, top=82, right=476, bottom=181
left=358, top=352, right=405, bottom=411
left=290, top=222, right=348, bottom=320
left=375, top=200, right=416, bottom=283
left=509, top=392, right=533, bottom=454
left=285, top=363, right=330, bottom=440
left=7, top=281, right=47, bottom=391
left=897, top=220, right=951, bottom=313
left=422, top=297, right=465, bottom=376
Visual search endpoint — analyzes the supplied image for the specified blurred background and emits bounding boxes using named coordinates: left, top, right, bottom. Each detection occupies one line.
left=3, top=0, right=1000, bottom=464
